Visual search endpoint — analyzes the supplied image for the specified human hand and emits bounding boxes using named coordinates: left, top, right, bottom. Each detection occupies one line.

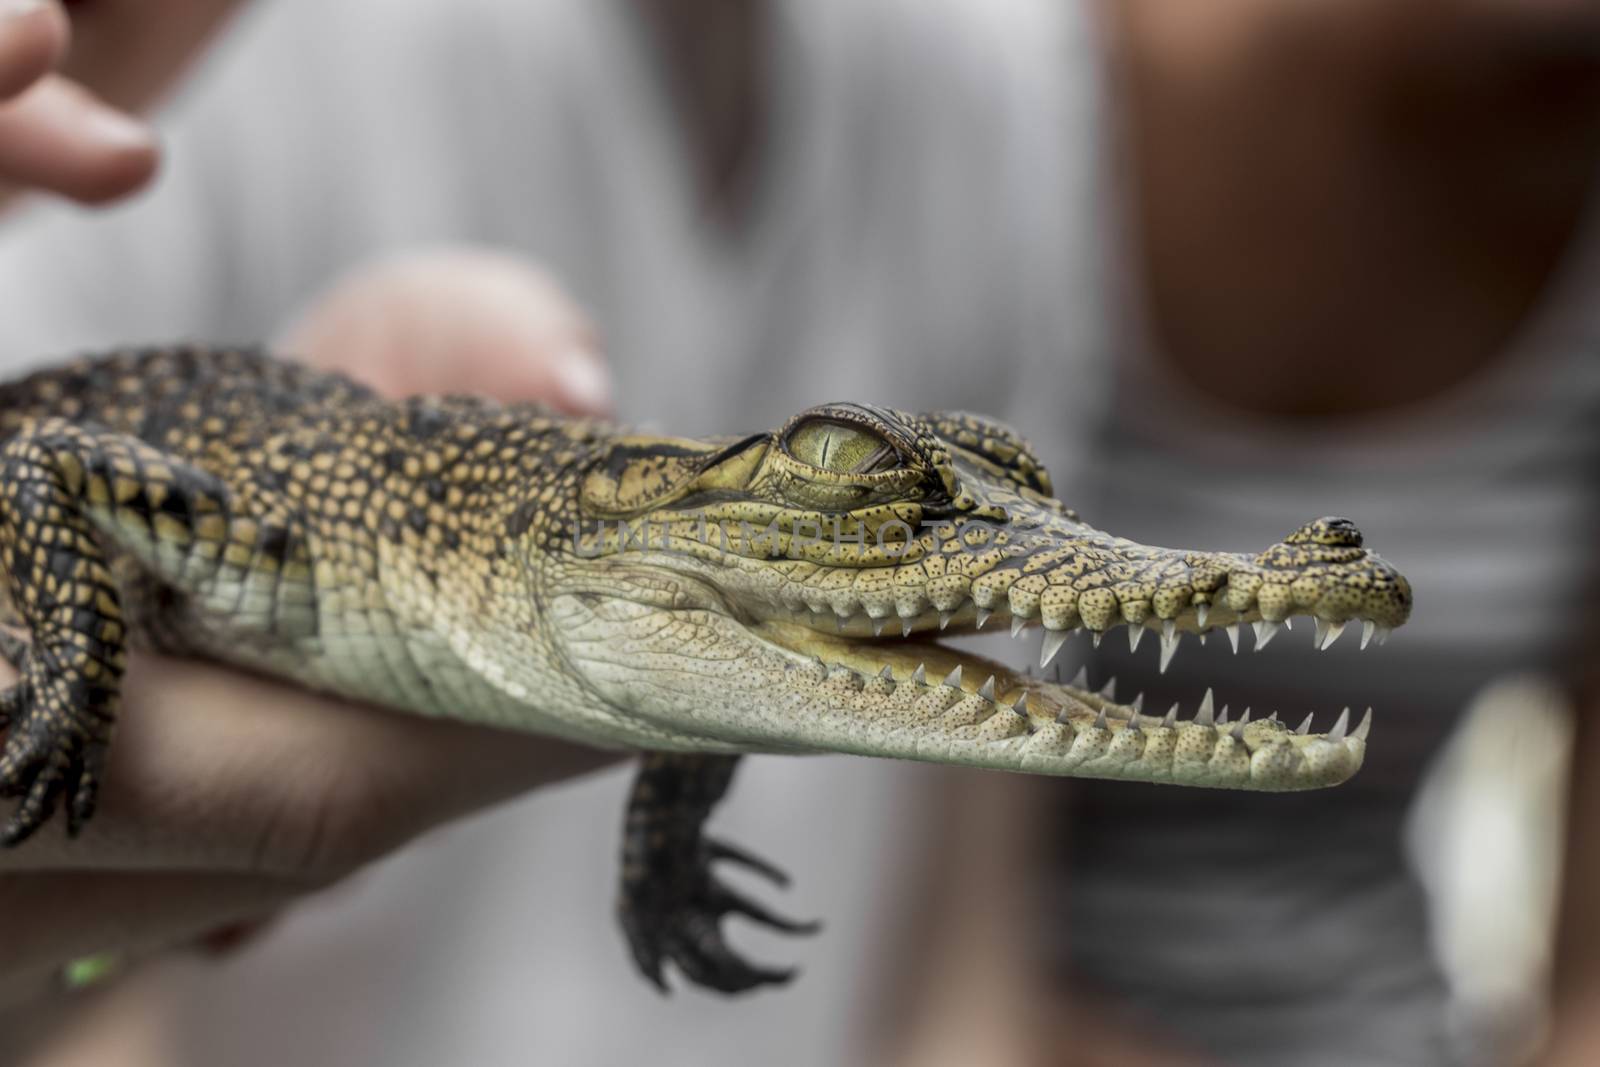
left=0, top=0, right=247, bottom=208
left=0, top=248, right=620, bottom=1014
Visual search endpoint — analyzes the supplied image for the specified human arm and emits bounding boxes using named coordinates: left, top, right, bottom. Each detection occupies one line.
left=1539, top=659, right=1600, bottom=1065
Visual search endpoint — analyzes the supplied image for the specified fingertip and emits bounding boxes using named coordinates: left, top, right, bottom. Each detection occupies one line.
left=66, top=114, right=159, bottom=205
left=0, top=76, right=161, bottom=205
left=0, top=0, right=68, bottom=101
left=547, top=346, right=615, bottom=416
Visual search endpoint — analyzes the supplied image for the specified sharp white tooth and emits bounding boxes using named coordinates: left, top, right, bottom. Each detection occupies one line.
left=1216, top=704, right=1231, bottom=727
left=1063, top=667, right=1086, bottom=691
left=1040, top=629, right=1070, bottom=670
left=1265, top=711, right=1278, bottom=724
left=1128, top=625, right=1145, bottom=652
left=1159, top=629, right=1181, bottom=673
left=902, top=617, right=915, bottom=638
left=1162, top=619, right=1176, bottom=642
left=1098, top=677, right=1117, bottom=700
left=1195, top=603, right=1209, bottom=629
left=1055, top=707, right=1072, bottom=724
left=1283, top=618, right=1293, bottom=631
left=836, top=614, right=852, bottom=632
left=942, top=665, right=963, bottom=689
left=939, top=611, right=953, bottom=630
left=1253, top=620, right=1280, bottom=651
left=1092, top=631, right=1104, bottom=649
left=1360, top=619, right=1377, bottom=650
left=1295, top=713, right=1313, bottom=735
left=1195, top=690, right=1215, bottom=727
left=872, top=617, right=888, bottom=637
left=878, top=665, right=895, bottom=681
left=977, top=676, right=996, bottom=702
left=975, top=608, right=992, bottom=629
left=1094, top=707, right=1108, bottom=730
left=911, top=664, right=927, bottom=686
left=1010, top=696, right=1030, bottom=719
left=1131, top=693, right=1145, bottom=714
left=1198, top=633, right=1206, bottom=646
left=1328, top=707, right=1351, bottom=742
left=1375, top=625, right=1392, bottom=646
left=1352, top=707, right=1373, bottom=742
left=1305, top=617, right=1331, bottom=652
left=1226, top=624, right=1241, bottom=654
left=1319, top=620, right=1346, bottom=650
left=1011, top=616, right=1027, bottom=639
left=1162, top=704, right=1179, bottom=729
left=1234, top=707, right=1252, bottom=735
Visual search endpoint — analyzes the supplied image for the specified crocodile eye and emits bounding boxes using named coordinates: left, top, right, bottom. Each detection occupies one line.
left=784, top=418, right=899, bottom=475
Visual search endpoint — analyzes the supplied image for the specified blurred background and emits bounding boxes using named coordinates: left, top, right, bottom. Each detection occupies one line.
left=3, top=0, right=1599, bottom=1064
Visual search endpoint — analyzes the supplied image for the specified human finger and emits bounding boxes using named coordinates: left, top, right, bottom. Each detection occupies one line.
left=280, top=247, right=614, bottom=414
left=0, top=0, right=66, bottom=101
left=0, top=74, right=155, bottom=203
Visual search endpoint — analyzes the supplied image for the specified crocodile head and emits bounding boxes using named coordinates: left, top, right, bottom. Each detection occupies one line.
left=547, top=403, right=1412, bottom=790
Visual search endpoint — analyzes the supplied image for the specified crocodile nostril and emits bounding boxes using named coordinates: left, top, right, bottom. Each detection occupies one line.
left=1285, top=516, right=1364, bottom=548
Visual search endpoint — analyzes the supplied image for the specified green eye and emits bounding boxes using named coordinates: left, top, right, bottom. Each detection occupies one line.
left=784, top=419, right=899, bottom=474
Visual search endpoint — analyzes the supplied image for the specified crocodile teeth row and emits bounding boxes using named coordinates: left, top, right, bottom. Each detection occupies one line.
left=801, top=659, right=1373, bottom=789
left=828, top=659, right=1374, bottom=744
left=1021, top=616, right=1389, bottom=675
left=788, top=581, right=1395, bottom=648
left=796, top=601, right=1391, bottom=680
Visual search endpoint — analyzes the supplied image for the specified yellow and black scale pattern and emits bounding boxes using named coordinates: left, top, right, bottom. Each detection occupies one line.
left=0, top=345, right=608, bottom=845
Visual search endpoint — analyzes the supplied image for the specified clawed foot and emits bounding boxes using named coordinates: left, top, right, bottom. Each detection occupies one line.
left=619, top=834, right=820, bottom=994
left=0, top=647, right=110, bottom=845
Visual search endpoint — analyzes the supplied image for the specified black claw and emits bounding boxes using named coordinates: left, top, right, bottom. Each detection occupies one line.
left=708, top=882, right=821, bottom=935
left=618, top=754, right=815, bottom=995
left=668, top=913, right=799, bottom=994
left=708, top=837, right=793, bottom=887
left=65, top=762, right=90, bottom=838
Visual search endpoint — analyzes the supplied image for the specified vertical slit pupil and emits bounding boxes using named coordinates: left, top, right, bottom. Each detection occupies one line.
left=786, top=419, right=898, bottom=474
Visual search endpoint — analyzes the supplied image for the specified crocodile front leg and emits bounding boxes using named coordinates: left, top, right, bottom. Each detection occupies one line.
left=0, top=419, right=304, bottom=845
left=618, top=753, right=820, bottom=993
left=0, top=423, right=133, bottom=842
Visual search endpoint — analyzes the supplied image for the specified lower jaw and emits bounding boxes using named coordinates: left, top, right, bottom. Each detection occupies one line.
left=749, top=618, right=1369, bottom=792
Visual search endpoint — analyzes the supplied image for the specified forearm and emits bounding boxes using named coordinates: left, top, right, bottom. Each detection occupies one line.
left=1542, top=665, right=1600, bottom=1063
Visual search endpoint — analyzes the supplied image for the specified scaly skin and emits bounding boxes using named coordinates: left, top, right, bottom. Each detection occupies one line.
left=0, top=347, right=1412, bottom=993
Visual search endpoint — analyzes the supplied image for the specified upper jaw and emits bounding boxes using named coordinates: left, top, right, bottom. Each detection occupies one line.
left=728, top=509, right=1411, bottom=677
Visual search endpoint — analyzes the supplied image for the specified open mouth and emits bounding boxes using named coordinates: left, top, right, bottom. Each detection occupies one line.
left=750, top=591, right=1380, bottom=792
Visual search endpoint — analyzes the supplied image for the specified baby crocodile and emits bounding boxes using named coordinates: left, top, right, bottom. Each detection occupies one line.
left=0, top=346, right=1411, bottom=993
